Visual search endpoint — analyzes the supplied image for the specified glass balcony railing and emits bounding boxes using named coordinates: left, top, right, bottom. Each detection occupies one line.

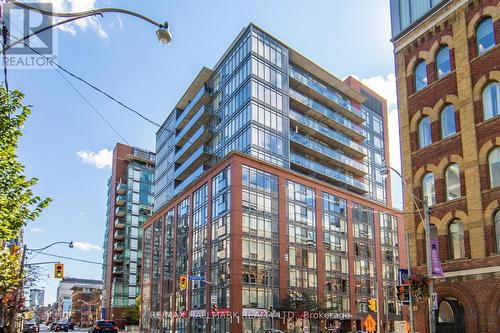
left=114, top=206, right=126, bottom=218
left=176, top=105, right=212, bottom=147
left=289, top=66, right=365, bottom=120
left=174, top=166, right=204, bottom=195
left=115, top=195, right=126, bottom=206
left=175, top=85, right=211, bottom=129
left=289, top=88, right=366, bottom=137
left=290, top=132, right=368, bottom=175
left=113, top=254, right=124, bottom=262
left=113, top=242, right=124, bottom=251
left=114, top=218, right=125, bottom=229
left=290, top=153, right=368, bottom=193
left=114, top=230, right=125, bottom=240
left=174, top=145, right=211, bottom=180
left=116, top=183, right=127, bottom=194
left=112, top=266, right=124, bottom=274
left=175, top=124, right=211, bottom=162
left=289, top=109, right=367, bottom=156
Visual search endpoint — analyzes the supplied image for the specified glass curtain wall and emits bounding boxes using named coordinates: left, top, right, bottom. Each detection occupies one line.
left=175, top=198, right=190, bottom=332
left=162, top=209, right=175, bottom=332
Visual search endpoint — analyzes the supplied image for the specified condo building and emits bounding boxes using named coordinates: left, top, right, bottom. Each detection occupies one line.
left=101, top=143, right=155, bottom=326
left=142, top=24, right=405, bottom=332
left=390, top=0, right=500, bottom=332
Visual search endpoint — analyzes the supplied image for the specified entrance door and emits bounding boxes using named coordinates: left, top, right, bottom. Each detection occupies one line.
left=436, top=299, right=465, bottom=333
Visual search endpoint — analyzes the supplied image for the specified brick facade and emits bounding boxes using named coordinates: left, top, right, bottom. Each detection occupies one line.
left=392, top=0, right=500, bottom=332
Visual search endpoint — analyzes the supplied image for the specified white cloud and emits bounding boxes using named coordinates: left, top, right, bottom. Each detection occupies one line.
left=51, top=0, right=108, bottom=39
left=356, top=73, right=398, bottom=109
left=77, top=148, right=112, bottom=169
left=31, top=227, right=44, bottom=233
left=73, top=241, right=102, bottom=251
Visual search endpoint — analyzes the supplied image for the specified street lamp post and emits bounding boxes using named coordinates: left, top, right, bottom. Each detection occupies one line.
left=380, top=164, right=434, bottom=333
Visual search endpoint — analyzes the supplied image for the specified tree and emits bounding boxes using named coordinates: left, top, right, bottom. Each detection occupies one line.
left=123, top=296, right=140, bottom=325
left=0, top=85, right=51, bottom=241
left=0, top=85, right=51, bottom=332
left=276, top=291, right=327, bottom=331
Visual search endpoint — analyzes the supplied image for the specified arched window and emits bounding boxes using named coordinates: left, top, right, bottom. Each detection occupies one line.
left=444, top=163, right=461, bottom=200
left=449, top=220, right=465, bottom=259
left=482, top=82, right=499, bottom=121
left=436, top=46, right=451, bottom=79
left=418, top=116, right=432, bottom=148
left=438, top=300, right=455, bottom=323
left=476, top=17, right=496, bottom=55
left=489, top=147, right=500, bottom=188
left=494, top=210, right=500, bottom=253
left=414, top=60, right=428, bottom=92
left=422, top=172, right=436, bottom=206
left=440, top=104, right=456, bottom=138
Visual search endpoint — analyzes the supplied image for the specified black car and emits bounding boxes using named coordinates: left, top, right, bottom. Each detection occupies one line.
left=89, top=321, right=118, bottom=333
left=55, top=323, right=70, bottom=332
left=23, top=321, right=39, bottom=333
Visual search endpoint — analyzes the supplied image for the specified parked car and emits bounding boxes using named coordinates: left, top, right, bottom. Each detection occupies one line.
left=88, top=321, right=118, bottom=333
left=23, top=321, right=39, bottom=333
left=66, top=322, right=75, bottom=330
left=55, top=322, right=70, bottom=332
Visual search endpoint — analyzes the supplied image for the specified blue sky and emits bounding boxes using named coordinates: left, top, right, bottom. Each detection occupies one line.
left=11, top=0, right=402, bottom=305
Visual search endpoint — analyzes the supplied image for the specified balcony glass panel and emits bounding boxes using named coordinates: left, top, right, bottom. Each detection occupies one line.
left=290, top=153, right=368, bottom=192
left=290, top=132, right=368, bottom=174
left=289, top=109, right=367, bottom=155
left=175, top=85, right=210, bottom=128
left=176, top=105, right=212, bottom=145
left=289, top=66, right=364, bottom=119
left=289, top=89, right=365, bottom=137
left=174, top=145, right=211, bottom=180
left=175, top=125, right=211, bottom=162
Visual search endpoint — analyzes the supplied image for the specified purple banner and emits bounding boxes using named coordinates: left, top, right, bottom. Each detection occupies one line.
left=431, top=239, right=444, bottom=277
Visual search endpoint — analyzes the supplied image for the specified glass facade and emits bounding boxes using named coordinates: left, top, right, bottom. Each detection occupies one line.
left=390, top=0, right=446, bottom=37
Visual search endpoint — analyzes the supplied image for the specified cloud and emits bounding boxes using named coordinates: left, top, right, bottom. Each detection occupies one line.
left=77, top=148, right=112, bottom=169
left=31, top=227, right=44, bottom=233
left=51, top=0, right=108, bottom=39
left=355, top=73, right=397, bottom=109
left=73, top=241, right=102, bottom=251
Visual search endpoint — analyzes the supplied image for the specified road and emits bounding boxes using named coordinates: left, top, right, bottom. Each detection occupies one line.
left=39, top=325, right=88, bottom=332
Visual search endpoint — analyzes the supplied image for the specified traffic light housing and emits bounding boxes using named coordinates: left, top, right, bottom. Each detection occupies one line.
left=368, top=298, right=377, bottom=312
left=179, top=275, right=187, bottom=290
left=212, top=304, right=218, bottom=314
left=54, top=263, right=64, bottom=279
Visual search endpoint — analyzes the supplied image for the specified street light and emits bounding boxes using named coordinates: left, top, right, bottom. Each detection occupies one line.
left=28, top=241, right=74, bottom=253
left=379, top=164, right=434, bottom=333
left=3, top=1, right=172, bottom=52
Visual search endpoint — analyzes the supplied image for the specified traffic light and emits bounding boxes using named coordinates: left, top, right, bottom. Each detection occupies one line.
left=10, top=245, right=21, bottom=255
left=54, top=263, right=64, bottom=279
left=368, top=298, right=377, bottom=312
left=179, top=275, right=187, bottom=290
left=268, top=306, right=273, bottom=312
left=212, top=304, right=218, bottom=314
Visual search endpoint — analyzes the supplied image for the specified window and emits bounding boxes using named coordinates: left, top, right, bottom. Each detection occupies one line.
left=440, top=104, right=456, bottom=138
left=418, top=116, right=432, bottom=148
left=489, top=147, right=500, bottom=188
left=482, top=82, right=499, bottom=121
left=476, top=17, right=496, bottom=55
left=414, top=60, right=428, bottom=92
left=445, top=164, right=461, bottom=200
left=422, top=172, right=435, bottom=206
left=436, top=46, right=451, bottom=78
left=494, top=210, right=500, bottom=252
left=448, top=220, right=465, bottom=259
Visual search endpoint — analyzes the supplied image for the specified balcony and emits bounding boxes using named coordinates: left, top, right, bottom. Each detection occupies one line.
left=289, top=109, right=367, bottom=158
left=174, top=166, right=204, bottom=195
left=115, top=195, right=126, bottom=206
left=174, top=145, right=211, bottom=182
left=290, top=153, right=368, bottom=194
left=290, top=132, right=368, bottom=176
left=289, top=66, right=365, bottom=123
left=113, top=242, right=124, bottom=251
left=175, top=105, right=213, bottom=147
left=174, top=125, right=212, bottom=165
left=112, top=254, right=124, bottom=263
left=112, top=266, right=124, bottom=275
left=175, top=84, right=212, bottom=130
left=116, top=183, right=127, bottom=195
left=114, top=229, right=125, bottom=240
left=114, top=218, right=125, bottom=229
left=115, top=206, right=126, bottom=218
left=289, top=88, right=366, bottom=141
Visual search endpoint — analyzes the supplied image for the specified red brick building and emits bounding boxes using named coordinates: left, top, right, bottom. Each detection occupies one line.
left=390, top=0, right=500, bottom=332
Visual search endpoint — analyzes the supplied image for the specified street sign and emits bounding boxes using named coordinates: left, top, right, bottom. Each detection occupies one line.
left=188, top=275, right=205, bottom=281
left=211, top=294, right=217, bottom=305
left=398, top=268, right=409, bottom=284
left=431, top=292, right=438, bottom=310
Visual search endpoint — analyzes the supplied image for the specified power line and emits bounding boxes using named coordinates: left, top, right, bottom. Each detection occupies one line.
left=36, top=251, right=102, bottom=266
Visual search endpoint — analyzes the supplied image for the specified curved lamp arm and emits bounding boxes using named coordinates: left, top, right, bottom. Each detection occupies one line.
left=28, top=241, right=73, bottom=252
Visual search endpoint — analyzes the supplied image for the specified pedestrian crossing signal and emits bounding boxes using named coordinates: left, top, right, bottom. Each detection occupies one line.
left=179, top=275, right=187, bottom=290
left=54, top=263, right=64, bottom=279
left=368, top=298, right=377, bottom=312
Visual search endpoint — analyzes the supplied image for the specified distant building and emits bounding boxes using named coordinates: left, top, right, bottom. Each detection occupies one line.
left=71, top=285, right=102, bottom=327
left=29, top=289, right=45, bottom=308
left=56, top=278, right=102, bottom=320
left=101, top=143, right=155, bottom=326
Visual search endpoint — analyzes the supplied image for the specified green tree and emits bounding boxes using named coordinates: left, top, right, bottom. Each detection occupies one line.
left=123, top=296, right=140, bottom=325
left=0, top=85, right=51, bottom=333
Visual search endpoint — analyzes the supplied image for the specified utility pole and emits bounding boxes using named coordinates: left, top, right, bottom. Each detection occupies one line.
left=405, top=230, right=415, bottom=333
left=423, top=203, right=435, bottom=333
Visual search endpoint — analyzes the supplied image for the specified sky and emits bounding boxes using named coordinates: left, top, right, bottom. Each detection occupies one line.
left=9, top=0, right=402, bottom=305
